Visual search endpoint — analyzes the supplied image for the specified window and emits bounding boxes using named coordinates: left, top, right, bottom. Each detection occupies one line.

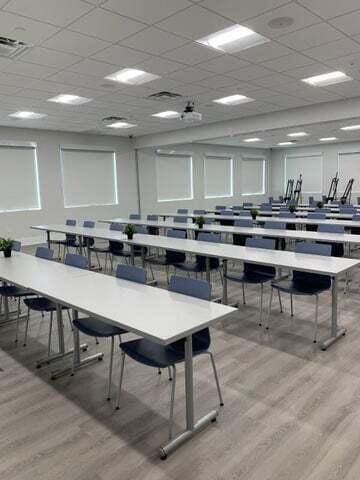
left=241, top=157, right=265, bottom=195
left=60, top=146, right=118, bottom=208
left=0, top=143, right=41, bottom=213
left=285, top=153, right=323, bottom=193
left=204, top=155, right=233, bottom=198
left=156, top=152, right=193, bottom=202
left=338, top=151, right=360, bottom=192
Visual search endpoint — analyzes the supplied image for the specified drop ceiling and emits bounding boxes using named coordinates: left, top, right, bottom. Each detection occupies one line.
left=1, top=0, right=360, bottom=138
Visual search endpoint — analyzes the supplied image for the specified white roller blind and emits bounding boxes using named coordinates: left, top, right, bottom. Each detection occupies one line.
left=204, top=155, right=233, bottom=198
left=0, top=144, right=41, bottom=212
left=338, top=151, right=360, bottom=192
left=241, top=157, right=265, bottom=195
left=156, top=153, right=193, bottom=202
left=285, top=153, right=323, bottom=193
left=60, top=147, right=118, bottom=208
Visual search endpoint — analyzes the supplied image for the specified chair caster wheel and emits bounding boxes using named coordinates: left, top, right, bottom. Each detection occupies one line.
left=98, top=357, right=103, bottom=361
left=36, top=364, right=41, bottom=369
left=313, top=340, right=317, bottom=344
left=70, top=373, right=74, bottom=376
left=258, top=323, right=262, bottom=327
left=106, top=397, right=110, bottom=401
left=211, top=417, right=217, bottom=423
left=23, top=344, right=26, bottom=347
left=115, top=406, right=120, bottom=410
left=160, top=449, right=167, bottom=460
left=265, top=327, right=269, bottom=330
left=169, top=378, right=172, bottom=382
left=50, top=376, right=55, bottom=381
left=158, top=370, right=162, bottom=375
left=220, top=402, right=224, bottom=407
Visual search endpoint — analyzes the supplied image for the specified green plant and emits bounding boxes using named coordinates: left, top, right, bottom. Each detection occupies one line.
left=0, top=238, right=14, bottom=257
left=124, top=224, right=136, bottom=240
left=316, top=200, right=324, bottom=209
left=288, top=204, right=296, bottom=213
left=250, top=208, right=258, bottom=220
left=195, top=216, right=205, bottom=229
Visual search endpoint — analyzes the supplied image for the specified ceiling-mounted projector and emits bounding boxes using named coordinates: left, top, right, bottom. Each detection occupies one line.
left=181, top=101, right=202, bottom=122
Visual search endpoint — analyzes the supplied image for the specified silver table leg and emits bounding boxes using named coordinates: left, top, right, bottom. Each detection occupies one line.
left=46, top=230, right=51, bottom=249
left=321, top=276, right=346, bottom=350
left=159, top=335, right=218, bottom=459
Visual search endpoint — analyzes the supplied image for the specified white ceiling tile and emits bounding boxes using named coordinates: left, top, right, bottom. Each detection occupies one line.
left=102, top=0, right=192, bottom=24
left=68, top=58, right=117, bottom=77
left=235, top=42, right=292, bottom=63
left=136, top=57, right=183, bottom=75
left=252, top=72, right=293, bottom=88
left=244, top=3, right=321, bottom=40
left=329, top=10, right=360, bottom=36
left=167, top=67, right=212, bottom=83
left=69, top=8, right=146, bottom=42
left=4, top=0, right=93, bottom=27
left=195, top=55, right=251, bottom=74
left=91, top=44, right=151, bottom=66
left=297, top=0, right=360, bottom=20
left=262, top=53, right=314, bottom=73
left=162, top=43, right=221, bottom=65
left=5, top=61, right=59, bottom=79
left=46, top=70, right=112, bottom=89
left=156, top=5, right=232, bottom=40
left=42, top=30, right=110, bottom=57
left=201, top=0, right=290, bottom=22
left=284, top=63, right=333, bottom=80
left=304, top=38, right=360, bottom=62
left=227, top=65, right=274, bottom=82
left=0, top=11, right=59, bottom=44
left=0, top=72, right=41, bottom=88
left=20, top=47, right=82, bottom=68
left=0, top=84, right=22, bottom=95
left=276, top=23, right=345, bottom=51
left=196, top=74, right=240, bottom=89
left=120, top=27, right=188, bottom=55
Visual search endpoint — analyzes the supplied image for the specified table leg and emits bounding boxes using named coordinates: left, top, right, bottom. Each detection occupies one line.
left=46, top=230, right=51, bottom=249
left=321, top=276, right=346, bottom=350
left=160, top=335, right=218, bottom=459
left=78, top=235, right=83, bottom=256
left=205, top=257, right=210, bottom=283
left=222, top=260, right=228, bottom=305
left=130, top=245, right=135, bottom=265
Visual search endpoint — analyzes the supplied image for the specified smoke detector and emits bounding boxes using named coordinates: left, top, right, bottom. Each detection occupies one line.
left=0, top=36, right=31, bottom=58
left=180, top=101, right=202, bottom=123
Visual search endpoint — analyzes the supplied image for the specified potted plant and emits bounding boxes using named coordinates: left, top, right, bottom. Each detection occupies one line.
left=195, top=216, right=205, bottom=229
left=0, top=238, right=14, bottom=258
left=250, top=208, right=258, bottom=220
left=288, top=204, right=296, bottom=213
left=316, top=200, right=324, bottom=209
left=124, top=224, right=136, bottom=240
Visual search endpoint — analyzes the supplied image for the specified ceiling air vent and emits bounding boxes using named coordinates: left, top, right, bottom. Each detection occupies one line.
left=102, top=116, right=127, bottom=123
left=148, top=91, right=183, bottom=101
left=0, top=36, right=32, bottom=58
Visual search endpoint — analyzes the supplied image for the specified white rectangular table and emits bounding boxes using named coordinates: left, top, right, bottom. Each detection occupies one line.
left=0, top=251, right=234, bottom=458
left=32, top=224, right=360, bottom=351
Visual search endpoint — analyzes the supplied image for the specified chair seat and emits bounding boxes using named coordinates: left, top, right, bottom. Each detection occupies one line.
left=73, top=317, right=126, bottom=338
left=145, top=255, right=168, bottom=266
left=174, top=261, right=205, bottom=273
left=89, top=246, right=110, bottom=253
left=224, top=271, right=274, bottom=284
left=120, top=338, right=184, bottom=368
left=24, top=297, right=61, bottom=312
left=271, top=278, right=329, bottom=296
left=0, top=285, right=31, bottom=297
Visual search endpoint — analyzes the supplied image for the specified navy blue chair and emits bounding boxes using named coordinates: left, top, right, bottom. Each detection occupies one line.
left=306, top=212, right=326, bottom=231
left=108, top=222, right=125, bottom=271
left=146, top=214, right=159, bottom=235
left=215, top=205, right=226, bottom=211
left=278, top=196, right=284, bottom=203
left=51, top=219, right=77, bottom=257
left=317, top=223, right=345, bottom=257
left=260, top=203, right=272, bottom=211
left=173, top=216, right=188, bottom=223
left=339, top=207, right=357, bottom=215
left=238, top=210, right=251, bottom=217
left=233, top=218, right=253, bottom=246
left=80, top=220, right=95, bottom=250
left=268, top=242, right=332, bottom=342
left=357, top=197, right=360, bottom=205
left=193, top=209, right=206, bottom=215
left=264, top=221, right=286, bottom=250
left=351, top=214, right=360, bottom=235
left=308, top=196, right=315, bottom=206
left=145, top=229, right=186, bottom=283
left=116, top=276, right=223, bottom=440
left=268, top=196, right=274, bottom=203
left=243, top=202, right=253, bottom=208
left=232, top=205, right=242, bottom=211
left=279, top=211, right=296, bottom=230
left=71, top=261, right=144, bottom=400
left=174, top=232, right=222, bottom=281
left=177, top=208, right=188, bottom=214
left=129, top=214, right=141, bottom=220
left=224, top=238, right=276, bottom=325
left=219, top=210, right=234, bottom=226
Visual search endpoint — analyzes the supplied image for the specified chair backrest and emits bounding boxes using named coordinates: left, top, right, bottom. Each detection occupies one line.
left=215, top=205, right=226, bottom=210
left=83, top=220, right=95, bottom=228
left=65, top=253, right=88, bottom=270
left=197, top=232, right=221, bottom=243
left=135, top=225, right=147, bottom=234
left=196, top=232, right=220, bottom=269
left=13, top=240, right=21, bottom=252
left=353, top=214, right=360, bottom=222
left=243, top=202, right=253, bottom=207
left=318, top=224, right=345, bottom=234
left=193, top=209, right=206, bottom=215
left=238, top=210, right=251, bottom=217
left=308, top=212, right=326, bottom=220
left=167, top=229, right=186, bottom=239
left=234, top=219, right=253, bottom=228
left=264, top=221, right=286, bottom=230
left=66, top=219, right=76, bottom=226
left=177, top=208, right=188, bottom=214
left=129, top=214, right=140, bottom=220
left=317, top=208, right=331, bottom=214
left=279, top=211, right=296, bottom=218
left=260, top=203, right=272, bottom=211
left=147, top=214, right=158, bottom=221
left=293, top=242, right=331, bottom=288
left=244, top=238, right=276, bottom=277
left=278, top=196, right=284, bottom=202
left=308, top=196, right=314, bottom=204
left=169, top=275, right=211, bottom=301
left=339, top=207, right=356, bottom=215
left=268, top=196, right=274, bottom=203
left=357, top=197, right=360, bottom=205
left=232, top=205, right=242, bottom=210
left=116, top=264, right=146, bottom=284
left=220, top=210, right=233, bottom=216
left=35, top=246, right=54, bottom=260
left=109, top=222, right=123, bottom=231
left=174, top=216, right=188, bottom=223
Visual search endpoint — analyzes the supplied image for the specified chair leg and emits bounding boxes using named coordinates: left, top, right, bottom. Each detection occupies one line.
left=167, top=366, right=172, bottom=381
left=314, top=294, right=319, bottom=344
left=23, top=306, right=30, bottom=346
left=168, top=365, right=176, bottom=440
left=290, top=293, right=294, bottom=317
left=242, top=283, right=246, bottom=305
left=115, top=351, right=126, bottom=410
left=67, top=309, right=73, bottom=331
left=208, top=352, right=224, bottom=407
left=14, top=297, right=21, bottom=343
left=259, top=283, right=264, bottom=326
left=278, top=290, right=283, bottom=313
left=107, top=336, right=115, bottom=401
left=47, top=311, right=53, bottom=357
left=266, top=287, right=274, bottom=330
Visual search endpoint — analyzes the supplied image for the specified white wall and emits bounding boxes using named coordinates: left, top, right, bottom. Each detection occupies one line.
left=270, top=140, right=360, bottom=202
left=0, top=127, right=137, bottom=244
left=137, top=143, right=270, bottom=214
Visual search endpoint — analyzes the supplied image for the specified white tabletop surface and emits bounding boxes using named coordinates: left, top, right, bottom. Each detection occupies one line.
left=32, top=225, right=360, bottom=276
left=0, top=252, right=235, bottom=345
left=158, top=211, right=358, bottom=221
left=256, top=216, right=360, bottom=228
